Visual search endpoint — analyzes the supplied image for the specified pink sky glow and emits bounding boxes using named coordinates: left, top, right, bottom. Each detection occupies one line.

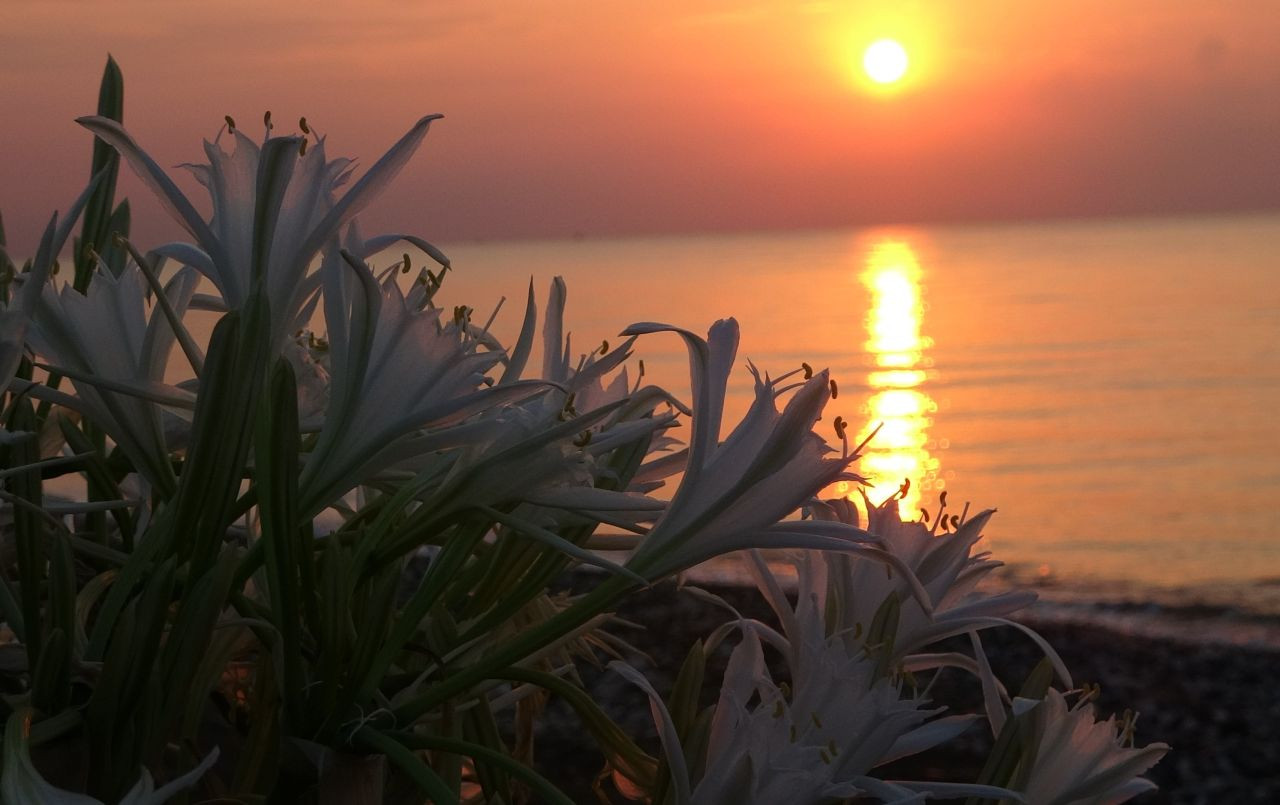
left=2, top=0, right=1278, bottom=255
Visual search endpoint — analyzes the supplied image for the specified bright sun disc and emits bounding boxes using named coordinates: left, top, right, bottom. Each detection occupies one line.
left=863, top=39, right=908, bottom=85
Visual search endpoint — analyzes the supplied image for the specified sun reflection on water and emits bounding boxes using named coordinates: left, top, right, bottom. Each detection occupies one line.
left=854, top=239, right=940, bottom=518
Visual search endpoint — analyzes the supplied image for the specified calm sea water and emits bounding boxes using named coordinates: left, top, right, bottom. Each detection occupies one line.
left=424, top=212, right=1280, bottom=626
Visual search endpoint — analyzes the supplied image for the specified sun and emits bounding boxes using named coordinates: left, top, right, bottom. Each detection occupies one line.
left=862, top=38, right=909, bottom=85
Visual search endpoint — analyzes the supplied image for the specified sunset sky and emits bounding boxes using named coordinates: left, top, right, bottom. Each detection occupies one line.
left=2, top=1, right=1278, bottom=254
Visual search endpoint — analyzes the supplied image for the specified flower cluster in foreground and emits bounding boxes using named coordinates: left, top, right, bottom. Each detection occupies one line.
left=0, top=61, right=1167, bottom=804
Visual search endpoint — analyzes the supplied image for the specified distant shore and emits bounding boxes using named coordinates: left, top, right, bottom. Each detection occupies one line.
left=537, top=577, right=1280, bottom=804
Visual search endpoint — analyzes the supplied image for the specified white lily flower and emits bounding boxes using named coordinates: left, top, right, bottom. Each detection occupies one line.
left=394, top=383, right=675, bottom=537
left=26, top=263, right=200, bottom=493
left=814, top=493, right=1039, bottom=656
left=78, top=113, right=444, bottom=347
left=393, top=276, right=675, bottom=524
left=1016, top=689, right=1169, bottom=805
left=1, top=172, right=106, bottom=399
left=614, top=554, right=1022, bottom=804
left=801, top=494, right=1071, bottom=733
left=298, top=250, right=539, bottom=515
left=623, top=319, right=874, bottom=581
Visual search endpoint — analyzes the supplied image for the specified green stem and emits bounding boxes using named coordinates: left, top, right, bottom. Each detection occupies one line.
left=389, top=730, right=575, bottom=805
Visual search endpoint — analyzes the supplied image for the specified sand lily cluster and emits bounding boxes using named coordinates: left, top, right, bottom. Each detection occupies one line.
left=0, top=61, right=1167, bottom=803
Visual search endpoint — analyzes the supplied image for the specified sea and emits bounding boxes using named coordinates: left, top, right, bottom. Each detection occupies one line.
left=421, top=212, right=1280, bottom=646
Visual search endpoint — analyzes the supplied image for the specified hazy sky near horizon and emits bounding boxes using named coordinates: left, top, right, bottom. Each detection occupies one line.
left=2, top=0, right=1278, bottom=255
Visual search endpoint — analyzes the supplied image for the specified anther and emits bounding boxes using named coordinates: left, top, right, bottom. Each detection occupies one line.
left=802, top=361, right=813, bottom=379
left=833, top=416, right=847, bottom=440
left=810, top=711, right=823, bottom=729
left=225, top=115, right=236, bottom=131
left=299, top=138, right=308, bottom=156
left=773, top=699, right=785, bottom=718
left=600, top=339, right=609, bottom=354
left=264, top=110, right=272, bottom=129
left=299, top=116, right=310, bottom=134
left=401, top=253, right=412, bottom=274
left=829, top=378, right=838, bottom=399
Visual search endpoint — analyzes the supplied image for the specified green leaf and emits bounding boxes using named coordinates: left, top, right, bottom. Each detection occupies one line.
left=391, top=574, right=634, bottom=724
left=99, top=200, right=131, bottom=276
left=3, top=709, right=219, bottom=804
left=315, top=534, right=354, bottom=737
left=476, top=504, right=647, bottom=585
left=652, top=640, right=706, bottom=805
left=170, top=304, right=267, bottom=572
left=352, top=518, right=489, bottom=705
left=1017, top=657, right=1055, bottom=701
left=157, top=548, right=241, bottom=742
left=31, top=628, right=71, bottom=715
left=180, top=623, right=250, bottom=740
left=58, top=415, right=134, bottom=545
left=391, top=730, right=576, bottom=805
left=5, top=399, right=45, bottom=660
left=867, top=590, right=901, bottom=682
left=255, top=359, right=307, bottom=727
left=75, top=55, right=124, bottom=292
left=965, top=658, right=1055, bottom=805
left=460, top=694, right=512, bottom=801
left=354, top=727, right=458, bottom=805
left=231, top=652, right=281, bottom=795
left=500, top=666, right=656, bottom=791
left=32, top=532, right=77, bottom=713
left=0, top=571, right=25, bottom=645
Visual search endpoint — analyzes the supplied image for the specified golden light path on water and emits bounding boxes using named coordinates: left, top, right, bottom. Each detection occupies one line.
left=842, top=239, right=941, bottom=519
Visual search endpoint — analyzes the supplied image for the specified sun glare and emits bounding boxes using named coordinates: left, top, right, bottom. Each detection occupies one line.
left=863, top=38, right=909, bottom=85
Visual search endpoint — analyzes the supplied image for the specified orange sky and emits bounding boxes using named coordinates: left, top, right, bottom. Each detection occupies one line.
left=2, top=1, right=1278, bottom=254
